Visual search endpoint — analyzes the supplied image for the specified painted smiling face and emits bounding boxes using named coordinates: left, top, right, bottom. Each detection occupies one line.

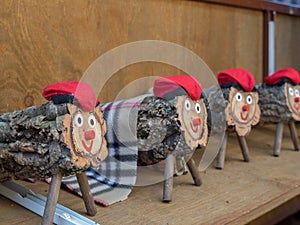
left=226, top=87, right=260, bottom=136
left=63, top=104, right=108, bottom=168
left=176, top=95, right=208, bottom=149
left=285, top=83, right=300, bottom=121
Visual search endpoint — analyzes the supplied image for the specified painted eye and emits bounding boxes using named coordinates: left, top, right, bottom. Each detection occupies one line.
left=88, top=114, right=96, bottom=128
left=289, top=87, right=294, bottom=96
left=74, top=113, right=83, bottom=127
left=195, top=103, right=201, bottom=114
left=246, top=95, right=253, bottom=104
left=295, top=89, right=300, bottom=97
left=235, top=93, right=243, bottom=102
left=185, top=99, right=191, bottom=111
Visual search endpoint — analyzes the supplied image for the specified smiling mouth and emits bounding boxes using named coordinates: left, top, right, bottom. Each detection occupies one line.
left=190, top=121, right=199, bottom=133
left=240, top=112, right=249, bottom=121
left=82, top=140, right=93, bottom=153
left=293, top=104, right=300, bottom=111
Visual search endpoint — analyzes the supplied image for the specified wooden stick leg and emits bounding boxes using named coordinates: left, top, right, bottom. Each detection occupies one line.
left=41, top=173, right=63, bottom=225
left=236, top=134, right=250, bottom=162
left=288, top=121, right=300, bottom=151
left=162, top=154, right=175, bottom=203
left=274, top=122, right=284, bottom=156
left=187, top=158, right=202, bottom=186
left=216, top=132, right=228, bottom=169
left=76, top=172, right=97, bottom=216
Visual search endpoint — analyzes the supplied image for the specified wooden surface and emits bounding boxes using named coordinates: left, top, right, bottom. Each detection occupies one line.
left=0, top=0, right=263, bottom=113
left=275, top=14, right=300, bottom=72
left=0, top=123, right=300, bottom=224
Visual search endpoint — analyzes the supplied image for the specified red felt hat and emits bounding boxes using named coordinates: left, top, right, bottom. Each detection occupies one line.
left=217, top=68, right=256, bottom=92
left=264, top=68, right=300, bottom=85
left=42, top=82, right=98, bottom=112
left=153, top=75, right=202, bottom=100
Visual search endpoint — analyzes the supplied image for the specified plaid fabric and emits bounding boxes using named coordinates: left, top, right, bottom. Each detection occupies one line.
left=62, top=95, right=150, bottom=206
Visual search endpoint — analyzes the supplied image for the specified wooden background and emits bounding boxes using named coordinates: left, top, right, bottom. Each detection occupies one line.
left=275, top=13, right=300, bottom=71
left=0, top=0, right=298, bottom=113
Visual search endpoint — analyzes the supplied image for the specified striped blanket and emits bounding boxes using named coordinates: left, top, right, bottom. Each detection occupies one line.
left=62, top=95, right=150, bottom=206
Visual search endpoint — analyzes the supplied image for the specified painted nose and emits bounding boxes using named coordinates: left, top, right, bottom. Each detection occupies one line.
left=242, top=105, right=250, bottom=112
left=295, top=97, right=300, bottom=103
left=193, top=118, right=201, bottom=126
left=84, top=130, right=95, bottom=140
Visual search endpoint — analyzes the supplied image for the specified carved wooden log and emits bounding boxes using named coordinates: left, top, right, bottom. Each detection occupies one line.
left=257, top=83, right=300, bottom=123
left=0, top=102, right=107, bottom=182
left=257, top=83, right=300, bottom=155
left=215, top=69, right=261, bottom=168
left=0, top=81, right=109, bottom=223
left=216, top=86, right=260, bottom=169
left=0, top=100, right=108, bottom=223
left=137, top=96, right=208, bottom=166
left=136, top=94, right=208, bottom=202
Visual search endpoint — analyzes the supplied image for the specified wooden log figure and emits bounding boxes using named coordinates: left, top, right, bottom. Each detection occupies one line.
left=138, top=75, right=208, bottom=202
left=0, top=82, right=108, bottom=224
left=138, top=76, right=208, bottom=165
left=257, top=68, right=300, bottom=156
left=216, top=68, right=261, bottom=169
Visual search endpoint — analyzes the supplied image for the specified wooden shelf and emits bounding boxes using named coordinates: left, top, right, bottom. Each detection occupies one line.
left=0, top=123, right=300, bottom=224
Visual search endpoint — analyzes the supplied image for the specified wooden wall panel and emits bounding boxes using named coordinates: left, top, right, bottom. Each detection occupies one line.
left=0, top=0, right=263, bottom=112
left=275, top=14, right=300, bottom=72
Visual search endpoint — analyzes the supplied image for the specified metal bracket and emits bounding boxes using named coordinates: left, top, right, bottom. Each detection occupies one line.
left=0, top=181, right=100, bottom=225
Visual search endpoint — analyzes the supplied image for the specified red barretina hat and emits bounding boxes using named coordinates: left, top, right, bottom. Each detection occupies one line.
left=153, top=75, right=202, bottom=100
left=42, top=81, right=98, bottom=112
left=264, top=68, right=300, bottom=85
left=218, top=68, right=256, bottom=92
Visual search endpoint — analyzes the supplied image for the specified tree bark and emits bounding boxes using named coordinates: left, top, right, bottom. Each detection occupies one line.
left=257, top=83, right=292, bottom=123
left=0, top=102, right=106, bottom=182
left=203, top=85, right=226, bottom=136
